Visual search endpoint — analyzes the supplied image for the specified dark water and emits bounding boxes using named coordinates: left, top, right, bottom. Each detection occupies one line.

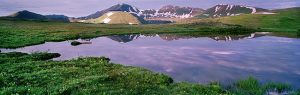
left=1, top=32, right=300, bottom=87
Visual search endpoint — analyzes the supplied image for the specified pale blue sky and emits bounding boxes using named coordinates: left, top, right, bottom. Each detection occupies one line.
left=0, top=0, right=299, bottom=17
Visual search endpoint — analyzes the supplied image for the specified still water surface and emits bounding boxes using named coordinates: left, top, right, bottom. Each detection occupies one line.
left=1, top=33, right=300, bottom=87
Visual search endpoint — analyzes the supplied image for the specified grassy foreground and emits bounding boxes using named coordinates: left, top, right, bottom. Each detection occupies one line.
left=0, top=18, right=255, bottom=48
left=218, top=7, right=300, bottom=32
left=0, top=52, right=299, bottom=95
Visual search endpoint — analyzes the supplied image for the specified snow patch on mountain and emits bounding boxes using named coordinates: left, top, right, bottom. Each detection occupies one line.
left=139, top=6, right=204, bottom=19
left=107, top=12, right=114, bottom=16
left=103, top=18, right=111, bottom=23
left=202, top=4, right=268, bottom=17
left=214, top=4, right=257, bottom=14
left=215, top=6, right=220, bottom=12
left=80, top=4, right=205, bottom=20
left=245, top=6, right=256, bottom=13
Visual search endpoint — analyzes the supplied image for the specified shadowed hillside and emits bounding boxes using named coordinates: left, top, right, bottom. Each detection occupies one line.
left=8, top=10, right=47, bottom=20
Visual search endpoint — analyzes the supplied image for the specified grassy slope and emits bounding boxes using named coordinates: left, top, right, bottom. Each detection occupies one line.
left=180, top=7, right=300, bottom=32
left=176, top=8, right=300, bottom=38
left=218, top=7, right=300, bottom=32
left=0, top=18, right=254, bottom=48
left=0, top=52, right=297, bottom=95
left=86, top=12, right=141, bottom=24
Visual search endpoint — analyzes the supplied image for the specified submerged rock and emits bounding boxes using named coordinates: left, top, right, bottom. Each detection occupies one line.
left=71, top=41, right=92, bottom=46
left=71, top=41, right=81, bottom=46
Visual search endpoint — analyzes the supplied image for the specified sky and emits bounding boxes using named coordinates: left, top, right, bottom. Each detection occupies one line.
left=0, top=0, right=299, bottom=17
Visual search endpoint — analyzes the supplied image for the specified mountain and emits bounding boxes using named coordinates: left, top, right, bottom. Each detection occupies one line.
left=107, top=34, right=140, bottom=43
left=216, top=7, right=300, bottom=31
left=8, top=10, right=47, bottom=20
left=6, top=10, right=70, bottom=22
left=140, top=5, right=205, bottom=19
left=105, top=33, right=268, bottom=43
left=209, top=32, right=267, bottom=41
left=81, top=3, right=140, bottom=19
left=84, top=11, right=144, bottom=24
left=201, top=4, right=268, bottom=17
left=81, top=4, right=204, bottom=20
left=45, top=15, right=70, bottom=22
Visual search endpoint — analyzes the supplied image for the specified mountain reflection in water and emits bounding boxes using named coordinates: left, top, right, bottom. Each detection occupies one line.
left=106, top=32, right=268, bottom=43
left=1, top=32, right=300, bottom=88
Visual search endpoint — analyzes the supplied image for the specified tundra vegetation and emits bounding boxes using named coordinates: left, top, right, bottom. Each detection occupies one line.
left=0, top=52, right=299, bottom=95
left=297, top=29, right=300, bottom=37
left=0, top=7, right=300, bottom=94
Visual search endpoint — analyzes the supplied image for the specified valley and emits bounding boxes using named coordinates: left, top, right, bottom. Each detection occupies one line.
left=1, top=2, right=300, bottom=95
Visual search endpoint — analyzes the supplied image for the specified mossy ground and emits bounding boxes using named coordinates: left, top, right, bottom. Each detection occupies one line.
left=297, top=29, right=300, bottom=37
left=0, top=52, right=299, bottom=95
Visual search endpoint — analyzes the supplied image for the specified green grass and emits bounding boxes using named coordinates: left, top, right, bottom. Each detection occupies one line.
left=0, top=52, right=299, bottom=95
left=217, top=7, right=300, bottom=32
left=297, top=29, right=300, bottom=37
left=180, top=8, right=300, bottom=38
left=0, top=18, right=257, bottom=48
left=227, top=77, right=294, bottom=95
left=0, top=52, right=60, bottom=63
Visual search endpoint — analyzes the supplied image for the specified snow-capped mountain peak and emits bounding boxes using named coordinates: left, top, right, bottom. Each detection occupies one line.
left=80, top=4, right=267, bottom=20
left=202, top=4, right=268, bottom=17
left=80, top=4, right=205, bottom=20
left=139, top=5, right=204, bottom=19
left=80, top=3, right=141, bottom=19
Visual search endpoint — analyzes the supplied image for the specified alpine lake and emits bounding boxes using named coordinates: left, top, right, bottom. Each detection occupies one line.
left=1, top=32, right=300, bottom=88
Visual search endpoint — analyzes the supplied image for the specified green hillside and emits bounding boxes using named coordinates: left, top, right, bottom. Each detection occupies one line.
left=217, top=7, right=300, bottom=32
left=85, top=11, right=142, bottom=24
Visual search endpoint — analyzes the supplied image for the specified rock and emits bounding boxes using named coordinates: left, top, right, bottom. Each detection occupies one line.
left=71, top=41, right=92, bottom=46
left=71, top=41, right=82, bottom=46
